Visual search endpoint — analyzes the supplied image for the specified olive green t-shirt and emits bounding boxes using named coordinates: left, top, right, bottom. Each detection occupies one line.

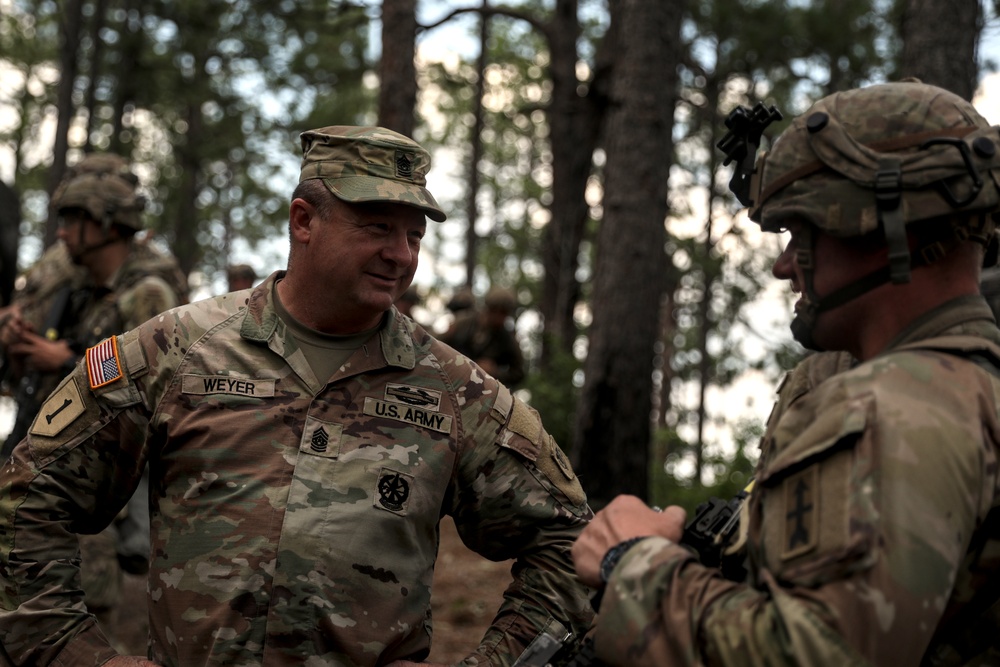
left=273, top=283, right=379, bottom=383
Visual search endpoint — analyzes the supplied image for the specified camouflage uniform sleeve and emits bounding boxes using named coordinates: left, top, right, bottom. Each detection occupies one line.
left=0, top=329, right=154, bottom=666
left=117, top=274, right=180, bottom=330
left=448, top=382, right=595, bottom=666
left=592, top=351, right=996, bottom=666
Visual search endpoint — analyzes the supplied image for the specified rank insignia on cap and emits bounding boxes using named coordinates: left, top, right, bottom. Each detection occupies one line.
left=395, top=150, right=414, bottom=179
left=86, top=336, right=123, bottom=389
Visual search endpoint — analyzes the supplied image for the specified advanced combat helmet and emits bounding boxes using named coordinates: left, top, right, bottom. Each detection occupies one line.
left=484, top=286, right=518, bottom=314
left=52, top=154, right=145, bottom=231
left=720, top=80, right=1000, bottom=348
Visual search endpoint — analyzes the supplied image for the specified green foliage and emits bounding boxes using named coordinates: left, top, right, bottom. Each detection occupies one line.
left=519, top=341, right=580, bottom=454
left=650, top=415, right=760, bottom=515
left=1, top=0, right=375, bottom=276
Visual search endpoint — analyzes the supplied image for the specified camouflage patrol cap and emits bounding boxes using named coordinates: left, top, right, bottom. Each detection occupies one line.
left=298, top=126, right=446, bottom=222
left=53, top=154, right=145, bottom=230
left=750, top=81, right=1000, bottom=238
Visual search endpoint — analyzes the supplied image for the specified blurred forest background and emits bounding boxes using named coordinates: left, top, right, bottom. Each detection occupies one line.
left=1, top=0, right=998, bottom=511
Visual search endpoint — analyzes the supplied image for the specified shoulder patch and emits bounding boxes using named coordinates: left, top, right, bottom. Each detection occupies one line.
left=30, top=376, right=86, bottom=438
left=86, top=336, right=124, bottom=389
left=502, top=398, right=587, bottom=507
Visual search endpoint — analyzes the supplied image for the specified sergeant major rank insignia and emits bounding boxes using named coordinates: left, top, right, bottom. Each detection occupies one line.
left=395, top=150, right=414, bottom=179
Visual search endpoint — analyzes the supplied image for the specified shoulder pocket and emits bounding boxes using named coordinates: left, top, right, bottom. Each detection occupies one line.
left=498, top=397, right=588, bottom=510
left=757, top=391, right=878, bottom=586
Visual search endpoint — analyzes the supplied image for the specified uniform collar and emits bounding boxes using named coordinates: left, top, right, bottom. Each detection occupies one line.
left=884, top=294, right=998, bottom=351
left=239, top=270, right=417, bottom=371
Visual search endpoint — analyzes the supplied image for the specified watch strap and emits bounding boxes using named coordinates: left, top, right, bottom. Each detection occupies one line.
left=599, top=536, right=649, bottom=584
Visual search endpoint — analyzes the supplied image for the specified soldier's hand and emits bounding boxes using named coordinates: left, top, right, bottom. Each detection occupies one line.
left=7, top=331, right=74, bottom=372
left=0, top=304, right=24, bottom=347
left=102, top=657, right=163, bottom=667
left=571, top=495, right=686, bottom=588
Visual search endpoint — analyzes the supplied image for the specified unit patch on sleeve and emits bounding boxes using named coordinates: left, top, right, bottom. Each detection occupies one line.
left=86, top=336, right=123, bottom=389
left=30, top=377, right=86, bottom=438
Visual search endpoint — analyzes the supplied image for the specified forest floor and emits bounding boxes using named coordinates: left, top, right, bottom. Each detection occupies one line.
left=116, top=516, right=512, bottom=663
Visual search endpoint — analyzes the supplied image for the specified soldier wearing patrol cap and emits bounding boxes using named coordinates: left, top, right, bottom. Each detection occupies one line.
left=0, top=126, right=593, bottom=667
left=572, top=80, right=1000, bottom=665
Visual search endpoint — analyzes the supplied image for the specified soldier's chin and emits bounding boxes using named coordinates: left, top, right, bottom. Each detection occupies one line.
left=790, top=314, right=822, bottom=351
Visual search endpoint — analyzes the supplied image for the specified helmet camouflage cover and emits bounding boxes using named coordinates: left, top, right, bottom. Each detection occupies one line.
left=52, top=154, right=145, bottom=230
left=749, top=81, right=1000, bottom=243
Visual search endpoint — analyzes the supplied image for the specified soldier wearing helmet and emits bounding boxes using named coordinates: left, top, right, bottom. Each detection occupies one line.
left=572, top=81, right=1000, bottom=665
left=440, top=285, right=526, bottom=387
left=0, top=153, right=186, bottom=654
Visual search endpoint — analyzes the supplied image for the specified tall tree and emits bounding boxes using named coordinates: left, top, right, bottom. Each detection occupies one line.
left=379, top=0, right=418, bottom=136
left=573, top=0, right=683, bottom=507
left=44, top=0, right=85, bottom=248
left=421, top=1, right=611, bottom=366
left=896, top=0, right=982, bottom=99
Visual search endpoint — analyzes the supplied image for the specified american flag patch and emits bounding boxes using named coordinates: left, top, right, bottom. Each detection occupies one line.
left=86, top=337, right=123, bottom=389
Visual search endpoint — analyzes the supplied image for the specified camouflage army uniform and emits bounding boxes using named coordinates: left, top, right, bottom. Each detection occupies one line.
left=64, top=240, right=186, bottom=618
left=757, top=350, right=855, bottom=470
left=0, top=271, right=593, bottom=666
left=585, top=82, right=1000, bottom=665
left=592, top=295, right=1000, bottom=665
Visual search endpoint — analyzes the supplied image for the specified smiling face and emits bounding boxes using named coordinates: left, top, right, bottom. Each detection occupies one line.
left=286, top=194, right=427, bottom=334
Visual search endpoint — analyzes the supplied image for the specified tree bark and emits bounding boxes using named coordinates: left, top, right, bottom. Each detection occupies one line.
left=572, top=0, right=683, bottom=507
left=378, top=0, right=418, bottom=137
left=539, top=0, right=611, bottom=364
left=898, top=0, right=981, bottom=100
left=46, top=0, right=85, bottom=247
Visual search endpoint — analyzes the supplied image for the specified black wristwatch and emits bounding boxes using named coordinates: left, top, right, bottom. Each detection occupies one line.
left=599, top=536, right=649, bottom=584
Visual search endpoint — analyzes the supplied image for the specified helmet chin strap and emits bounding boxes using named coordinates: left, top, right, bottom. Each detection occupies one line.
left=789, top=227, right=958, bottom=351
left=69, top=218, right=118, bottom=264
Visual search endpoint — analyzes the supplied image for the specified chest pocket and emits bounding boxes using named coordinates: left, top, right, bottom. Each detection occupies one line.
left=756, top=391, right=878, bottom=587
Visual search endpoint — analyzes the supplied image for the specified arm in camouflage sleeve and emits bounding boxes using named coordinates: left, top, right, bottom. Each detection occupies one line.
left=448, top=384, right=595, bottom=666
left=590, top=355, right=997, bottom=666
left=0, top=337, right=153, bottom=666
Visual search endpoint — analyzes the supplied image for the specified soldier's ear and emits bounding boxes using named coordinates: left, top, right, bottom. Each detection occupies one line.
left=289, top=198, right=317, bottom=243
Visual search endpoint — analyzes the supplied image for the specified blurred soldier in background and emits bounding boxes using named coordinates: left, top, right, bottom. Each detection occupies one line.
left=440, top=285, right=526, bottom=388
left=226, top=263, right=257, bottom=291
left=0, top=153, right=187, bottom=651
left=444, top=286, right=475, bottom=318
